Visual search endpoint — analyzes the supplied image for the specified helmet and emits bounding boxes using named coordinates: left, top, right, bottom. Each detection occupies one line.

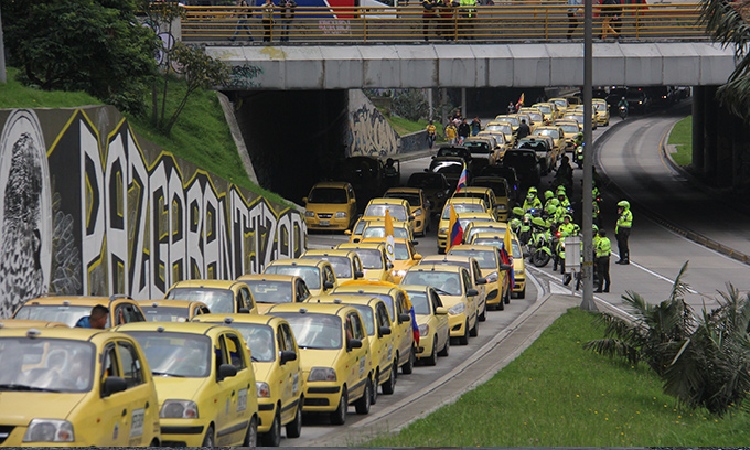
left=592, top=224, right=599, bottom=232
left=617, top=200, right=630, bottom=208
left=528, top=186, right=537, bottom=194
left=550, top=198, right=560, bottom=206
left=513, top=206, right=525, bottom=216
left=532, top=216, right=547, bottom=228
left=544, top=190, right=554, bottom=200
left=557, top=190, right=566, bottom=197
left=546, top=204, right=557, bottom=215
left=577, top=132, right=583, bottom=138
left=557, top=185, right=566, bottom=192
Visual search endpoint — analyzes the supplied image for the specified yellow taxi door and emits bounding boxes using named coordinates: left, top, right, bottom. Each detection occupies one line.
left=116, top=340, right=157, bottom=446
left=216, top=333, right=252, bottom=446
left=98, top=342, right=131, bottom=446
left=461, top=269, right=478, bottom=327
left=346, top=311, right=369, bottom=401
left=276, top=323, right=300, bottom=423
left=394, top=291, right=412, bottom=363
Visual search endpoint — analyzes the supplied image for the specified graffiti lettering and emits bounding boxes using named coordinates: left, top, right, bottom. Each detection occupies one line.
left=319, top=20, right=351, bottom=34
left=229, top=64, right=265, bottom=88
left=347, top=91, right=399, bottom=158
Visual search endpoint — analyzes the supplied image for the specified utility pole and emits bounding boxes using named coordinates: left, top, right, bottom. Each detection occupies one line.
left=580, top=0, right=597, bottom=311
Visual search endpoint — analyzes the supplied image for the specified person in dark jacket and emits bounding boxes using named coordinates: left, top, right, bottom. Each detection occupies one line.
left=457, top=118, right=471, bottom=144
left=516, top=119, right=531, bottom=139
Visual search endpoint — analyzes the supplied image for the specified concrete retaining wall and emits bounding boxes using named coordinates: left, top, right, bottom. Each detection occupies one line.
left=0, top=107, right=306, bottom=318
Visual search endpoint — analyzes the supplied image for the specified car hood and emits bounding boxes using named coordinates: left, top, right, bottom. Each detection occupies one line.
left=299, top=349, right=340, bottom=372
left=152, top=375, right=208, bottom=403
left=251, top=362, right=273, bottom=383
left=437, top=294, right=466, bottom=308
left=0, top=392, right=87, bottom=425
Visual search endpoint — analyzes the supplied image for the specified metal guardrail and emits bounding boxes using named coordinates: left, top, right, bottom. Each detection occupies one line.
left=181, top=3, right=705, bottom=43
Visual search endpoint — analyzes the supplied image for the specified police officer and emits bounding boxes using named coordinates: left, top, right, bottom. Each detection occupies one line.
left=615, top=200, right=633, bottom=264
left=595, top=229, right=611, bottom=292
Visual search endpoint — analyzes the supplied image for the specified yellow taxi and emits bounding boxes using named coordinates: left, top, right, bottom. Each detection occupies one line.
left=532, top=102, right=561, bottom=121
left=266, top=302, right=373, bottom=425
left=263, top=258, right=336, bottom=298
left=362, top=198, right=414, bottom=235
left=448, top=245, right=510, bottom=311
left=514, top=113, right=536, bottom=133
left=469, top=232, right=526, bottom=300
left=300, top=249, right=364, bottom=286
left=114, top=321, right=259, bottom=447
left=0, top=319, right=68, bottom=329
left=138, top=300, right=210, bottom=322
left=165, top=279, right=258, bottom=314
left=345, top=215, right=372, bottom=243
left=418, top=255, right=487, bottom=321
left=359, top=237, right=422, bottom=284
left=437, top=197, right=488, bottom=253
left=12, top=295, right=146, bottom=328
left=334, top=242, right=395, bottom=283
left=483, top=121, right=515, bottom=148
left=532, top=126, right=567, bottom=156
left=477, top=129, right=512, bottom=159
left=400, top=264, right=479, bottom=345
left=237, top=274, right=311, bottom=314
left=0, top=327, right=161, bottom=447
left=400, top=285, right=450, bottom=365
left=383, top=187, right=431, bottom=237
left=191, top=314, right=304, bottom=447
left=307, top=295, right=397, bottom=400
left=555, top=120, right=582, bottom=151
left=360, top=220, right=414, bottom=242
left=548, top=97, right=571, bottom=116
left=593, top=98, right=610, bottom=126
left=331, top=280, right=416, bottom=375
left=303, top=181, right=358, bottom=231
left=493, top=114, right=521, bottom=133
left=452, top=187, right=498, bottom=221
left=463, top=221, right=508, bottom=245
left=346, top=215, right=411, bottom=243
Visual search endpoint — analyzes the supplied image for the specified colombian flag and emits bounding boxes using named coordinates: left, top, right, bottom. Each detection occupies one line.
left=448, top=205, right=463, bottom=251
left=456, top=165, right=469, bottom=193
left=516, top=93, right=525, bottom=109
left=502, top=226, right=515, bottom=289
left=409, top=306, right=420, bottom=345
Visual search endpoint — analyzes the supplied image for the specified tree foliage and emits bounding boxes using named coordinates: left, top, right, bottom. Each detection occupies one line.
left=701, top=0, right=750, bottom=122
left=1, top=0, right=159, bottom=115
left=391, top=90, right=430, bottom=121
left=585, top=261, right=750, bottom=415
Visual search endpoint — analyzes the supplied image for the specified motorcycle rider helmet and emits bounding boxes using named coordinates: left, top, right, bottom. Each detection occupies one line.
left=544, top=190, right=554, bottom=201
left=550, top=199, right=560, bottom=206
left=527, top=186, right=537, bottom=195
left=592, top=224, right=599, bottom=233
left=617, top=200, right=630, bottom=208
left=513, top=206, right=525, bottom=216
left=532, top=216, right=547, bottom=228
left=546, top=204, right=557, bottom=215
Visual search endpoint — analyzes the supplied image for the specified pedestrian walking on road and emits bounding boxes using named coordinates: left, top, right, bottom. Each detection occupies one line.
left=229, top=0, right=255, bottom=42
left=426, top=120, right=437, bottom=148
left=279, top=0, right=297, bottom=42
left=516, top=119, right=530, bottom=139
left=457, top=118, right=471, bottom=144
left=595, top=229, right=611, bottom=292
left=261, top=0, right=276, bottom=42
left=445, top=121, right=458, bottom=145
left=470, top=116, right=482, bottom=136
left=615, top=200, right=632, bottom=264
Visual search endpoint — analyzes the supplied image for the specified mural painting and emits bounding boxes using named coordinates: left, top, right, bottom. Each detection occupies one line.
left=346, top=90, right=400, bottom=158
left=0, top=107, right=306, bottom=317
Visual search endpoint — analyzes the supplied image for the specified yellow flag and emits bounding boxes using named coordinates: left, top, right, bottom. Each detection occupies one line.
left=385, top=210, right=395, bottom=262
left=384, top=210, right=394, bottom=238
left=504, top=223, right=513, bottom=258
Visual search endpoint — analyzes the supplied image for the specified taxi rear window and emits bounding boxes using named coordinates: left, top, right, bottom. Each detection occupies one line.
left=273, top=313, right=342, bottom=350
left=245, top=280, right=293, bottom=304
left=166, top=288, right=234, bottom=313
left=13, top=305, right=93, bottom=328
left=128, top=331, right=211, bottom=378
left=264, top=266, right=321, bottom=290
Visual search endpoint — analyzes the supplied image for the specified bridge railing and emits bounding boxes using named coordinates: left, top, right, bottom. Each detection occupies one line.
left=181, top=2, right=705, bottom=43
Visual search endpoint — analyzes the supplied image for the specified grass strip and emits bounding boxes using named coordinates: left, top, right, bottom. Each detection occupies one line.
left=365, top=308, right=750, bottom=447
left=667, top=116, right=692, bottom=166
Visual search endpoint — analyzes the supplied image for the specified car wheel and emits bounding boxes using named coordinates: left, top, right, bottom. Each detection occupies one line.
left=504, top=287, right=511, bottom=304
left=261, top=410, right=282, bottom=447
left=469, top=317, right=479, bottom=337
left=401, top=347, right=415, bottom=375
left=371, top=370, right=378, bottom=405
left=243, top=415, right=258, bottom=447
left=438, top=335, right=450, bottom=356
left=425, top=337, right=438, bottom=366
left=497, top=296, right=505, bottom=310
left=518, top=287, right=526, bottom=299
left=330, top=389, right=347, bottom=425
left=478, top=301, right=486, bottom=322
left=354, top=378, right=371, bottom=415
left=285, top=401, right=303, bottom=439
left=382, top=363, right=396, bottom=395
left=202, top=426, right=215, bottom=448
left=459, top=321, right=470, bottom=345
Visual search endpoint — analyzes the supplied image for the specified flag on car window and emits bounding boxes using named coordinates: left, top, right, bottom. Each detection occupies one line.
left=385, top=210, right=395, bottom=262
left=448, top=205, right=463, bottom=251
left=456, top=165, right=469, bottom=193
left=502, top=226, right=515, bottom=289
left=516, top=93, right=525, bottom=109
left=409, top=306, right=420, bottom=345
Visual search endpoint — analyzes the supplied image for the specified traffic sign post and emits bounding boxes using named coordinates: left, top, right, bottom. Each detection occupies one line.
left=565, top=235, right=581, bottom=295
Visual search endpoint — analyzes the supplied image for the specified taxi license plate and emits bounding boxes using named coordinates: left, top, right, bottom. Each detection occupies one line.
left=320, top=220, right=330, bottom=226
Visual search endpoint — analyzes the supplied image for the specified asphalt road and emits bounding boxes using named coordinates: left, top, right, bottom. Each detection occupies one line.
left=296, top=102, right=750, bottom=446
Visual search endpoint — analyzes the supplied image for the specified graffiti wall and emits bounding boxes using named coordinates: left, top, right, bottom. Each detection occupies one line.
left=0, top=107, right=306, bottom=318
left=346, top=90, right=400, bottom=158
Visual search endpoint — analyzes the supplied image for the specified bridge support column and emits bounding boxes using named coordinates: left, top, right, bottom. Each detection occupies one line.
left=691, top=86, right=705, bottom=174
left=702, top=86, right=719, bottom=184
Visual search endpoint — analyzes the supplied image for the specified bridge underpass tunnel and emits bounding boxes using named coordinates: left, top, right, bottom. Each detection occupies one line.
left=224, top=89, right=349, bottom=204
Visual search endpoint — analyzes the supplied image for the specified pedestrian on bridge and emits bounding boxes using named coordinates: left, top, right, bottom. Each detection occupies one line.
left=422, top=0, right=438, bottom=41
left=229, top=0, right=255, bottom=42
left=615, top=200, right=632, bottom=264
left=262, top=0, right=276, bottom=42
left=279, top=0, right=297, bottom=42
left=567, top=0, right=582, bottom=40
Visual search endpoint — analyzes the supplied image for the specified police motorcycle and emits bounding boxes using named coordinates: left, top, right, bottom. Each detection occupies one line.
left=510, top=206, right=532, bottom=251
left=527, top=216, right=552, bottom=267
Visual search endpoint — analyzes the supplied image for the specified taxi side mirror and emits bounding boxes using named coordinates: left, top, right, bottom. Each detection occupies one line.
left=279, top=350, right=297, bottom=365
left=347, top=339, right=363, bottom=351
left=350, top=198, right=357, bottom=204
left=467, top=288, right=479, bottom=297
left=354, top=270, right=364, bottom=279
left=413, top=254, right=422, bottom=261
left=217, top=363, right=238, bottom=381
left=378, top=325, right=391, bottom=337
left=353, top=238, right=361, bottom=243
left=409, top=215, right=415, bottom=222
left=500, top=263, right=513, bottom=271
left=475, top=278, right=486, bottom=285
left=238, top=308, right=250, bottom=313
left=386, top=261, right=394, bottom=269
left=323, top=280, right=335, bottom=290
left=435, top=307, right=448, bottom=315
left=398, top=313, right=410, bottom=323
left=302, top=197, right=308, bottom=204
left=344, top=230, right=352, bottom=236
left=102, top=376, right=128, bottom=397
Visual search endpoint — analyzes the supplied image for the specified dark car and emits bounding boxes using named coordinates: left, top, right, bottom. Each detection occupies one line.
left=428, top=156, right=467, bottom=188
left=626, top=87, right=652, bottom=114
left=515, top=137, right=555, bottom=175
left=479, top=164, right=520, bottom=204
left=501, top=149, right=540, bottom=189
left=406, top=172, right=452, bottom=215
left=340, top=156, right=387, bottom=204
left=436, top=146, right=471, bottom=163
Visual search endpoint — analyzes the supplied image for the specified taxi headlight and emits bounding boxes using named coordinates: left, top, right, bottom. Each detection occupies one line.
left=439, top=227, right=448, bottom=235
left=497, top=204, right=507, bottom=211
left=392, top=269, right=407, bottom=278
left=418, top=324, right=429, bottom=336
left=308, top=367, right=336, bottom=382
left=304, top=211, right=315, bottom=218
left=160, top=399, right=199, bottom=419
left=256, top=382, right=271, bottom=398
left=335, top=212, right=347, bottom=218
left=23, top=419, right=74, bottom=442
left=448, top=303, right=465, bottom=315
left=515, top=269, right=524, bottom=276
left=414, top=209, right=422, bottom=217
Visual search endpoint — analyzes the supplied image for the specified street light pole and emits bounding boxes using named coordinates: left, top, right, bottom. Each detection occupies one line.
left=580, top=0, right=597, bottom=311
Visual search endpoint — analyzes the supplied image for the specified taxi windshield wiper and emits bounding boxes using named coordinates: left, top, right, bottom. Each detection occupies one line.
left=434, top=288, right=451, bottom=296
left=0, top=383, right=62, bottom=393
left=151, top=372, right=185, bottom=378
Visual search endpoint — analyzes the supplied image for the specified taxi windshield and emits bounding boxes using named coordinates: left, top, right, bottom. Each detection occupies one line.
left=0, top=338, right=95, bottom=393
left=535, top=129, right=559, bottom=139
left=486, top=124, right=511, bottom=134
left=560, top=124, right=579, bottom=133
left=384, top=193, right=420, bottom=207
left=12, top=305, right=95, bottom=328
left=441, top=203, right=485, bottom=219
left=402, top=271, right=462, bottom=296
left=308, top=187, right=347, bottom=204
left=274, top=313, right=342, bottom=350
left=405, top=290, right=430, bottom=315
left=333, top=291, right=395, bottom=321
left=166, top=288, right=234, bottom=313
left=220, top=323, right=276, bottom=363
left=472, top=238, right=504, bottom=251
left=128, top=331, right=211, bottom=377
left=143, top=306, right=191, bottom=322
left=265, top=266, right=321, bottom=290
left=346, top=248, right=383, bottom=269
left=301, top=255, right=351, bottom=279
left=364, top=204, right=407, bottom=221
left=553, top=99, right=567, bottom=108
left=536, top=105, right=551, bottom=114
left=362, top=225, right=409, bottom=240
left=394, top=243, right=410, bottom=261
left=245, top=280, right=293, bottom=304
left=449, top=249, right=497, bottom=269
